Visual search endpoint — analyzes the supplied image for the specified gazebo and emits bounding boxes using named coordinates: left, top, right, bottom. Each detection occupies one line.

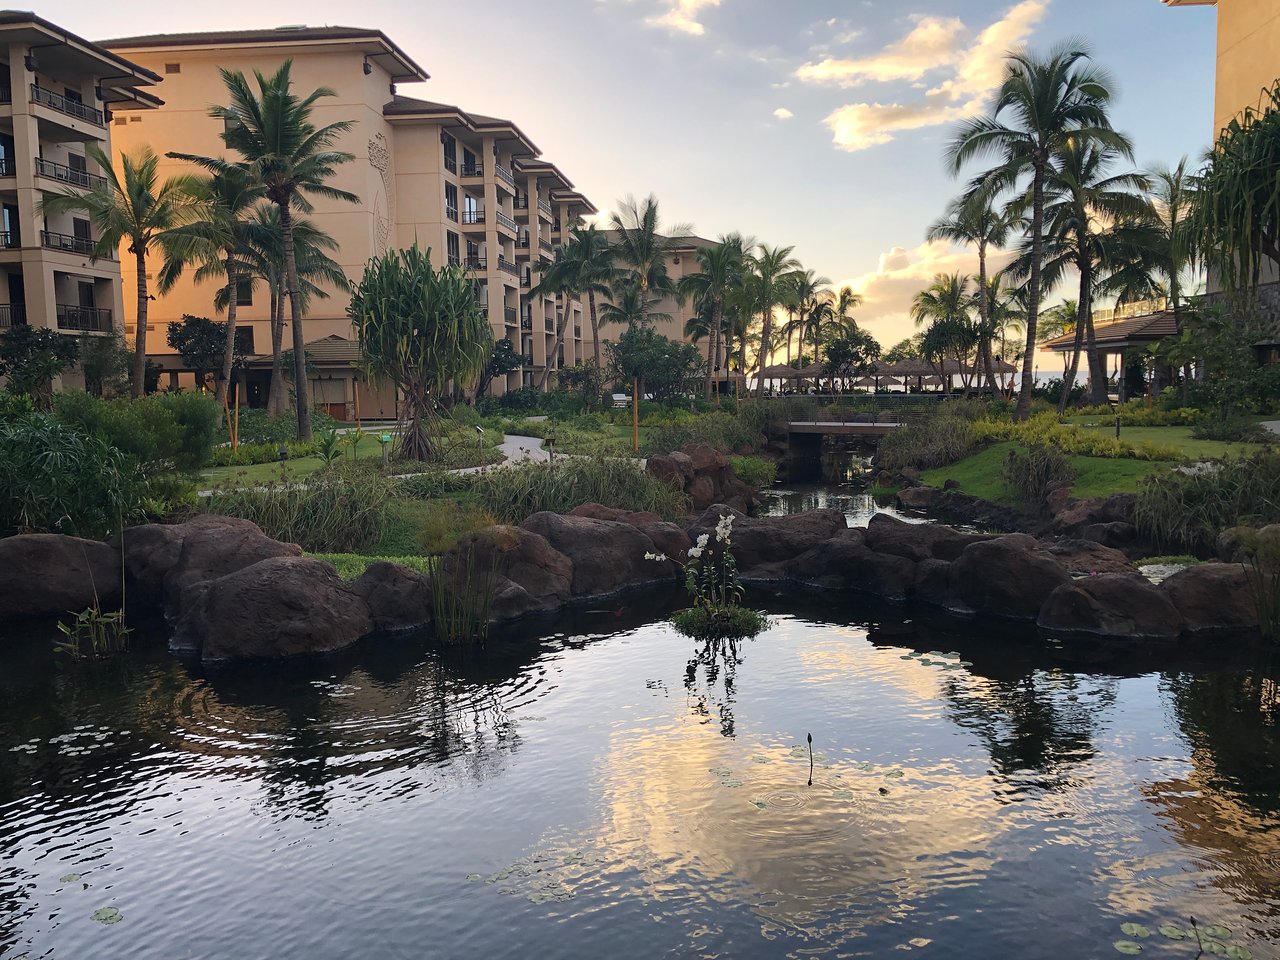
left=1039, top=311, right=1179, bottom=400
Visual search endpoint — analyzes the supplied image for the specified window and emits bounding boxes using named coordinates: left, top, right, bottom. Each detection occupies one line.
left=63, top=88, right=83, bottom=105
left=72, top=217, right=91, bottom=242
left=444, top=182, right=458, bottom=222
left=129, top=116, right=141, bottom=122
left=235, top=278, right=253, bottom=306
left=114, top=116, right=127, bottom=126
left=78, top=281, right=95, bottom=310
left=446, top=231, right=460, bottom=266
left=442, top=132, right=456, bottom=174
left=234, top=326, right=255, bottom=355
left=164, top=63, right=181, bottom=74
left=68, top=153, right=86, bottom=174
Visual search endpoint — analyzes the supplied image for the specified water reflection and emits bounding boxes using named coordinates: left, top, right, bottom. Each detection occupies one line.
left=684, top=637, right=744, bottom=737
left=759, top=484, right=922, bottom=527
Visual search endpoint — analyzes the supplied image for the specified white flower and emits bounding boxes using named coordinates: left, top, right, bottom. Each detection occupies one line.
left=714, top=514, right=734, bottom=543
left=644, top=552, right=668, bottom=562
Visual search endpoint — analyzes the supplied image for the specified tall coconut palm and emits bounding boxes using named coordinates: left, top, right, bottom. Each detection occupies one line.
left=38, top=144, right=201, bottom=397
left=599, top=281, right=671, bottom=329
left=157, top=166, right=265, bottom=408
left=607, top=194, right=688, bottom=328
left=530, top=225, right=615, bottom=387
left=787, top=268, right=830, bottom=368
left=1146, top=157, right=1199, bottom=335
left=946, top=40, right=1124, bottom=419
left=927, top=188, right=1012, bottom=396
left=911, top=273, right=975, bottom=392
left=747, top=243, right=801, bottom=396
left=677, top=235, right=746, bottom=399
left=191, top=60, right=358, bottom=440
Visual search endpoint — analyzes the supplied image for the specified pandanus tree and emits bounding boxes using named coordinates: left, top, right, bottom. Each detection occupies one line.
left=38, top=144, right=200, bottom=397
left=677, top=235, right=747, bottom=400
left=157, top=166, right=265, bottom=409
left=349, top=245, right=491, bottom=461
left=191, top=60, right=358, bottom=441
left=927, top=188, right=1011, bottom=396
left=946, top=41, right=1124, bottom=419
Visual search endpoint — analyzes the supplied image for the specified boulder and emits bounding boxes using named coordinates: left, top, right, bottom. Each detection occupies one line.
left=1216, top=526, right=1254, bottom=563
left=668, top=451, right=696, bottom=483
left=133, top=515, right=302, bottom=615
left=567, top=503, right=691, bottom=562
left=1159, top=563, right=1259, bottom=636
left=0, top=534, right=122, bottom=620
left=687, top=475, right=717, bottom=510
left=950, top=537, right=1072, bottom=620
left=681, top=443, right=729, bottom=475
left=913, top=558, right=966, bottom=612
left=895, top=486, right=938, bottom=510
left=1053, top=493, right=1136, bottom=534
left=863, top=513, right=991, bottom=563
left=569, top=503, right=664, bottom=525
left=687, top=504, right=846, bottom=572
left=353, top=561, right=433, bottom=633
left=1040, top=539, right=1136, bottom=576
left=1082, top=521, right=1138, bottom=549
left=520, top=512, right=670, bottom=598
left=441, top=524, right=573, bottom=622
left=1037, top=574, right=1184, bottom=639
left=792, top=532, right=917, bottom=600
left=174, top=556, right=373, bottom=661
left=644, top=454, right=685, bottom=490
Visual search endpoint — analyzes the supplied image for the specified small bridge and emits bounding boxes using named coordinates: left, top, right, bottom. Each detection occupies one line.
left=787, top=420, right=907, bottom=438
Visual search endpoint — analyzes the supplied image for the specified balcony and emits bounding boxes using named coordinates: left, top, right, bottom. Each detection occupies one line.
left=537, top=198, right=553, bottom=218
left=520, top=273, right=531, bottom=288
left=0, top=158, right=13, bottom=178
left=31, top=85, right=104, bottom=126
left=520, top=317, right=532, bottom=331
left=544, top=317, right=554, bottom=332
left=35, top=157, right=107, bottom=190
left=460, top=162, right=483, bottom=178
left=522, top=352, right=534, bottom=366
left=0, top=82, right=10, bottom=104
left=516, top=236, right=529, bottom=248
left=56, top=304, right=112, bottom=332
left=461, top=208, right=485, bottom=228
left=504, top=306, right=518, bottom=326
left=42, top=230, right=101, bottom=256
left=539, top=238, right=553, bottom=254
left=495, top=165, right=515, bottom=190
left=574, top=326, right=582, bottom=338
left=495, top=210, right=518, bottom=235
left=497, top=257, right=520, bottom=277
left=447, top=254, right=461, bottom=266
left=0, top=231, right=20, bottom=248
left=513, top=195, right=529, bottom=210
left=465, top=255, right=487, bottom=271
left=0, top=303, right=25, bottom=328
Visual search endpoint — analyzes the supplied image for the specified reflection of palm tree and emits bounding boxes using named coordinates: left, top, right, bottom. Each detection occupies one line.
left=685, top=638, right=745, bottom=739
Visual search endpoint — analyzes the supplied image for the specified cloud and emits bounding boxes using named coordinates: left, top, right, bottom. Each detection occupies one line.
left=773, top=107, right=794, bottom=120
left=646, top=0, right=721, bottom=36
left=795, top=16, right=964, bottom=87
left=799, top=1, right=1049, bottom=152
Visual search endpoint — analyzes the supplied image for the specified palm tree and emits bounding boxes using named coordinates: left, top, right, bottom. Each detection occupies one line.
left=911, top=273, right=975, bottom=392
left=946, top=40, right=1124, bottom=419
left=38, top=145, right=201, bottom=397
left=599, top=281, right=671, bottom=329
left=927, top=189, right=1012, bottom=396
left=747, top=243, right=801, bottom=396
left=607, top=194, right=688, bottom=328
left=158, top=166, right=265, bottom=408
left=1146, top=157, right=1199, bottom=335
left=676, top=235, right=746, bottom=399
left=788, top=268, right=830, bottom=368
left=530, top=225, right=615, bottom=387
left=192, top=60, right=358, bottom=440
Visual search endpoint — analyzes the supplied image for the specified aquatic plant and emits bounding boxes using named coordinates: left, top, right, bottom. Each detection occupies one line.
left=647, top=513, right=767, bottom=640
left=1238, top=527, right=1280, bottom=641
left=55, top=606, right=130, bottom=660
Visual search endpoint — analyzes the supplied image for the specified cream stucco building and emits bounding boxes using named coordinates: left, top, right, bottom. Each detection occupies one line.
left=98, top=25, right=596, bottom=414
left=0, top=11, right=159, bottom=389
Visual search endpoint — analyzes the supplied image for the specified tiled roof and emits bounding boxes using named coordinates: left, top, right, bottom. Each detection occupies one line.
left=1040, top=311, right=1179, bottom=351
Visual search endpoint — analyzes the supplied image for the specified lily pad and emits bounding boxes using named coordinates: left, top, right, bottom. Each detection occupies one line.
left=1204, top=926, right=1233, bottom=940
left=59, top=873, right=81, bottom=884
left=465, top=874, right=482, bottom=882
left=751, top=799, right=767, bottom=809
left=1121, top=923, right=1152, bottom=938
left=721, top=778, right=743, bottom=788
left=1158, top=925, right=1186, bottom=940
left=1224, top=947, right=1252, bottom=960
left=1113, top=940, right=1143, bottom=955
left=709, top=766, right=732, bottom=776
left=92, top=907, right=122, bottom=925
left=884, top=770, right=904, bottom=779
left=831, top=789, right=854, bottom=800
left=1203, top=942, right=1228, bottom=957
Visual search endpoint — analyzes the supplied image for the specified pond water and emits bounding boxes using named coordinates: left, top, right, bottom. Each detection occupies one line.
left=759, top=484, right=922, bottom=527
left=1, top=599, right=1278, bottom=960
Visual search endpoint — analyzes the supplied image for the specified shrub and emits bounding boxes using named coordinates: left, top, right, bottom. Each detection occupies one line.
left=565, top=412, right=607, bottom=432
left=0, top=414, right=143, bottom=538
left=209, top=440, right=316, bottom=467
left=1134, top=450, right=1280, bottom=554
left=728, top=455, right=777, bottom=487
left=150, top=392, right=221, bottom=468
left=397, top=469, right=472, bottom=499
left=468, top=458, right=690, bottom=522
left=1191, top=414, right=1272, bottom=443
left=877, top=414, right=977, bottom=471
left=53, top=391, right=219, bottom=470
left=974, top=413, right=1180, bottom=461
left=197, top=461, right=393, bottom=552
left=308, top=553, right=434, bottom=580
left=221, top=407, right=340, bottom=445
left=1001, top=443, right=1076, bottom=506
left=645, top=411, right=764, bottom=456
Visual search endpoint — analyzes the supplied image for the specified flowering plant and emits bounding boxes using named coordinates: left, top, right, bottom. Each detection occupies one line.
left=647, top=513, right=766, bottom=640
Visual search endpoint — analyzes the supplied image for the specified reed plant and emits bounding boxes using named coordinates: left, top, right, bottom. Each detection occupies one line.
left=431, top=543, right=499, bottom=644
left=467, top=458, right=690, bottom=523
left=1001, top=443, right=1076, bottom=506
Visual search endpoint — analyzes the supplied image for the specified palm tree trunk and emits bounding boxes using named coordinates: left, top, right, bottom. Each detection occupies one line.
left=268, top=283, right=286, bottom=417
left=756, top=304, right=771, bottom=398
left=589, top=289, right=601, bottom=368
left=977, top=242, right=997, bottom=398
left=710, top=301, right=722, bottom=402
left=538, top=294, right=570, bottom=389
left=1014, top=161, right=1046, bottom=421
left=1058, top=307, right=1088, bottom=416
left=1084, top=312, right=1107, bottom=405
left=131, top=249, right=148, bottom=398
left=278, top=202, right=312, bottom=441
left=219, top=254, right=238, bottom=408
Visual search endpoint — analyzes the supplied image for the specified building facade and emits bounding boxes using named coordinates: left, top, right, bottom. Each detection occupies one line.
left=98, top=25, right=596, bottom=411
left=0, top=11, right=160, bottom=388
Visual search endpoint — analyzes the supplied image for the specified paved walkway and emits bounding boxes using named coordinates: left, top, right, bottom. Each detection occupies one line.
left=451, top=435, right=548, bottom=475
left=1262, top=420, right=1280, bottom=436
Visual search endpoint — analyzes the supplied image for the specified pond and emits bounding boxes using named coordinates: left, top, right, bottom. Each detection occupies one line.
left=759, top=483, right=922, bottom=527
left=1, top=598, right=1278, bottom=959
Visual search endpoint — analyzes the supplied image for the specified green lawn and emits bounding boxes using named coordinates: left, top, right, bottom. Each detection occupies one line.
left=1061, top=419, right=1264, bottom=460
left=921, top=441, right=1167, bottom=503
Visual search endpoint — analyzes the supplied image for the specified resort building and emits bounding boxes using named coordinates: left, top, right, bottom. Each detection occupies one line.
left=598, top=230, right=718, bottom=346
left=0, top=11, right=160, bottom=389
left=97, top=25, right=597, bottom=412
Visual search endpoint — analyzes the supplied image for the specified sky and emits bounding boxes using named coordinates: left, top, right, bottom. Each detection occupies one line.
left=54, top=0, right=1220, bottom=350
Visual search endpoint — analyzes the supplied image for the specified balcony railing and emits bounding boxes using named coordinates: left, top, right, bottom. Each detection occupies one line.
left=42, top=230, right=100, bottom=256
left=460, top=162, right=483, bottom=178
left=0, top=82, right=11, bottom=104
left=522, top=353, right=534, bottom=365
left=497, top=257, right=520, bottom=277
left=537, top=198, right=553, bottom=217
left=495, top=210, right=518, bottom=234
left=520, top=317, right=532, bottom=331
left=56, top=304, right=112, bottom=332
left=495, top=165, right=515, bottom=189
left=504, top=306, right=518, bottom=325
left=462, top=208, right=485, bottom=225
left=35, top=157, right=107, bottom=190
left=538, top=238, right=553, bottom=254
left=0, top=230, right=19, bottom=248
left=521, top=274, right=531, bottom=288
left=31, top=85, right=104, bottom=126
left=544, top=317, right=554, bottom=332
left=0, top=158, right=13, bottom=177
left=552, top=219, right=562, bottom=232
left=516, top=236, right=529, bottom=248
left=0, top=303, right=25, bottom=328
left=465, top=255, right=486, bottom=271
left=513, top=195, right=529, bottom=210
